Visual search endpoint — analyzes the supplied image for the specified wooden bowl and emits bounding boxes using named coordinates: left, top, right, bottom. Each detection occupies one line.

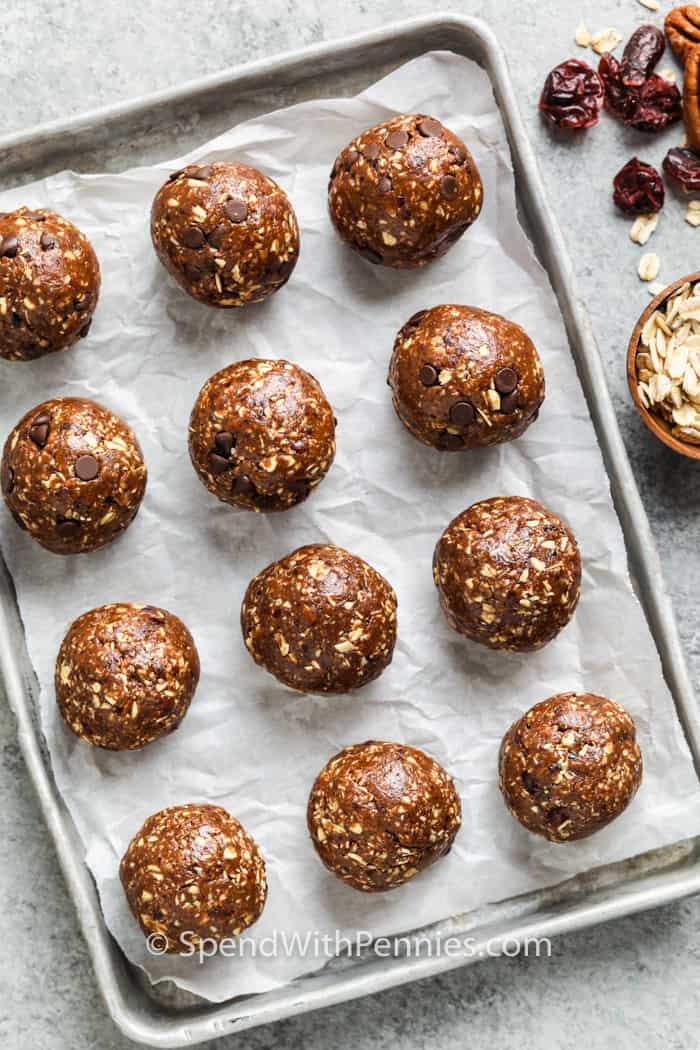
left=627, top=270, right=700, bottom=462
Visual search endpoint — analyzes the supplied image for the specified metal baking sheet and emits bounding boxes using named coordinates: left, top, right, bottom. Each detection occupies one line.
left=2, top=13, right=700, bottom=1047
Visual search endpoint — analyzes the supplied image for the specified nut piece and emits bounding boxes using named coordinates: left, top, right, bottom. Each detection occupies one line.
left=151, top=161, right=299, bottom=307
left=188, top=359, right=336, bottom=512
left=241, top=544, right=397, bottom=693
left=666, top=5, right=700, bottom=61
left=0, top=207, right=100, bottom=362
left=55, top=603, right=200, bottom=750
left=634, top=278, right=700, bottom=445
left=1, top=397, right=147, bottom=554
left=387, top=305, right=544, bottom=452
left=328, top=113, right=483, bottom=268
left=686, top=200, right=700, bottom=225
left=638, top=252, right=661, bottom=281
left=499, top=693, right=642, bottom=842
left=433, top=496, right=582, bottom=652
left=682, top=47, right=700, bottom=152
left=307, top=741, right=461, bottom=891
left=120, top=804, right=267, bottom=952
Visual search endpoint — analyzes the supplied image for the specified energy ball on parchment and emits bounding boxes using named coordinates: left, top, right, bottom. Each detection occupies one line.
left=0, top=207, right=100, bottom=361
left=499, top=693, right=642, bottom=842
left=120, top=803, right=267, bottom=953
left=151, top=161, right=299, bottom=307
left=307, top=741, right=461, bottom=892
left=55, top=603, right=200, bottom=750
left=1, top=397, right=147, bottom=555
left=188, top=359, right=336, bottom=512
left=241, top=544, right=397, bottom=693
left=328, top=114, right=482, bottom=268
left=433, top=496, right=581, bottom=652
left=388, top=305, right=545, bottom=451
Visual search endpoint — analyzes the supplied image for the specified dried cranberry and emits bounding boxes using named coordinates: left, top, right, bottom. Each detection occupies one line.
left=599, top=53, right=681, bottom=131
left=539, top=59, right=604, bottom=129
left=612, top=157, right=664, bottom=214
left=663, top=147, right=700, bottom=191
left=620, top=24, right=665, bottom=87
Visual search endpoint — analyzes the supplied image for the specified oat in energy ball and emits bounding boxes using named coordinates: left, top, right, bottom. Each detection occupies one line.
left=120, top=803, right=267, bottom=953
left=388, top=305, right=545, bottom=451
left=241, top=544, right=397, bottom=693
left=0, top=207, right=100, bottom=361
left=433, top=496, right=581, bottom=652
left=499, top=693, right=642, bottom=842
left=55, top=603, right=200, bottom=750
left=308, top=741, right=461, bottom=892
left=1, top=397, right=147, bottom=554
left=151, top=161, right=299, bottom=307
left=188, top=359, right=336, bottom=511
left=328, top=114, right=482, bottom=268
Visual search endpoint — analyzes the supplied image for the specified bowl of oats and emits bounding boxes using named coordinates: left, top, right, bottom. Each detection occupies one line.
left=628, top=272, right=700, bottom=460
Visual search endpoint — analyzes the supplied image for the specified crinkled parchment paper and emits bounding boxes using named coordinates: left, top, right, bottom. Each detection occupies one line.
left=2, top=52, right=700, bottom=1002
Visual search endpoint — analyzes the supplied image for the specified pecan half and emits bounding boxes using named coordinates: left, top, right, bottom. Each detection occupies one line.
left=666, top=5, right=700, bottom=61
left=683, top=47, right=700, bottom=150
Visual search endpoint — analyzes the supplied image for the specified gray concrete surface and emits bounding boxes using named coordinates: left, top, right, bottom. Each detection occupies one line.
left=2, top=0, right=700, bottom=1046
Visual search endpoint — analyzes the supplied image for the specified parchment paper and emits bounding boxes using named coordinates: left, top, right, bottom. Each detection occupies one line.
left=2, top=52, right=700, bottom=1001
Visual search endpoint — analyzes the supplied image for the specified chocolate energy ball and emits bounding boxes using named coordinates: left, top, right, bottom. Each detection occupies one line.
left=0, top=207, right=100, bottom=361
left=55, top=603, right=200, bottom=750
left=241, top=544, right=397, bottom=693
left=151, top=161, right=299, bottom=307
left=499, top=693, right=643, bottom=842
left=308, top=741, right=461, bottom=892
left=388, top=305, right=545, bottom=451
left=328, top=114, right=482, bottom=268
left=1, top=397, right=147, bottom=555
left=120, top=803, right=267, bottom=953
left=188, top=359, right=335, bottom=512
left=433, top=496, right=581, bottom=652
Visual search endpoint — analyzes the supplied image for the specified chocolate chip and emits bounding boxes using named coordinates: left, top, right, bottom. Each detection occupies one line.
left=40, top=232, right=57, bottom=250
left=449, top=401, right=476, bottom=427
left=56, top=517, right=81, bottom=537
left=214, top=430, right=235, bottom=457
left=28, top=413, right=50, bottom=447
left=74, top=454, right=100, bottom=481
left=417, top=117, right=443, bottom=137
left=419, top=363, right=438, bottom=387
left=74, top=294, right=91, bottom=312
left=438, top=431, right=464, bottom=450
left=79, top=319, right=92, bottom=338
left=1, top=235, right=18, bottom=259
left=232, top=473, right=256, bottom=497
left=183, top=263, right=202, bottom=282
left=208, top=452, right=232, bottom=475
left=361, top=142, right=380, bottom=161
left=385, top=130, right=408, bottom=150
left=500, top=392, right=519, bottom=414
left=224, top=199, right=248, bottom=223
left=182, top=226, right=205, bottom=249
left=547, top=807, right=570, bottom=829
left=10, top=310, right=22, bottom=328
left=343, top=148, right=359, bottom=172
left=192, top=165, right=214, bottom=180
left=289, top=478, right=310, bottom=498
left=521, top=771, right=539, bottom=795
left=207, top=223, right=227, bottom=249
left=449, top=145, right=467, bottom=165
left=495, top=367, right=518, bottom=395
left=440, top=175, right=459, bottom=200
left=377, top=176, right=393, bottom=194
left=168, top=169, right=183, bottom=182
left=406, top=310, right=428, bottom=329
left=4, top=466, right=14, bottom=494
